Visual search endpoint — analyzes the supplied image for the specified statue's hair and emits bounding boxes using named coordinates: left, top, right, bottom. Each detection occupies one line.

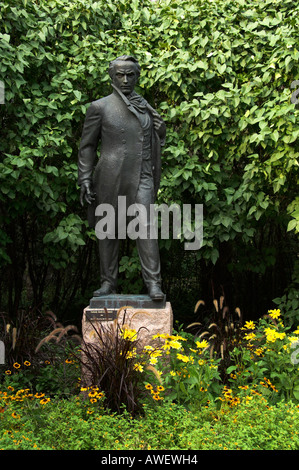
left=108, top=55, right=141, bottom=78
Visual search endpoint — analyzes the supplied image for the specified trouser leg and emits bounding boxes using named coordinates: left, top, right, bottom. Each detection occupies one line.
left=98, top=238, right=119, bottom=290
left=134, top=168, right=162, bottom=290
left=136, top=237, right=161, bottom=288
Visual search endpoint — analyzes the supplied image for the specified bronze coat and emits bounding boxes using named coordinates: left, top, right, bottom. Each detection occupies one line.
left=78, top=88, right=165, bottom=226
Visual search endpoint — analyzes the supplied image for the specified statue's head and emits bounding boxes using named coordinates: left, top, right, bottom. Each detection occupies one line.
left=108, top=55, right=140, bottom=95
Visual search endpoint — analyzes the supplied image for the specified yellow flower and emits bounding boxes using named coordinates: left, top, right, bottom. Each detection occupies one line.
left=167, top=340, right=182, bottom=350
left=121, top=327, right=137, bottom=342
left=243, top=321, right=255, bottom=330
left=149, top=357, right=158, bottom=365
left=24, top=361, right=31, bottom=367
left=264, top=327, right=285, bottom=343
left=157, top=386, right=165, bottom=392
left=255, top=348, right=264, bottom=356
left=152, top=393, right=161, bottom=401
left=145, top=383, right=153, bottom=390
left=5, top=370, right=11, bottom=375
left=13, top=363, right=21, bottom=369
left=40, top=397, right=50, bottom=405
left=244, top=332, right=256, bottom=341
left=152, top=333, right=169, bottom=339
left=268, top=309, right=281, bottom=319
left=133, top=363, right=144, bottom=372
left=149, top=349, right=162, bottom=358
left=176, top=353, right=190, bottom=363
left=196, top=339, right=209, bottom=349
left=125, top=349, right=137, bottom=359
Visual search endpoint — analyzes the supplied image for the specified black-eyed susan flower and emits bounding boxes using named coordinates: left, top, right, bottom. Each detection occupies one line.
left=13, top=363, right=21, bottom=369
left=24, top=361, right=31, bottom=367
left=40, top=397, right=50, bottom=405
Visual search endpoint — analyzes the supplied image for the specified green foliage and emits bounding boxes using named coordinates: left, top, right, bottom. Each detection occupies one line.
left=227, top=309, right=299, bottom=403
left=0, top=393, right=299, bottom=450
left=0, top=0, right=298, bottom=319
left=157, top=335, right=221, bottom=411
left=118, top=247, right=143, bottom=294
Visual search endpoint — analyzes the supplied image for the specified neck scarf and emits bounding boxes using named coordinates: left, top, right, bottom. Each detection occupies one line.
left=112, top=84, right=148, bottom=113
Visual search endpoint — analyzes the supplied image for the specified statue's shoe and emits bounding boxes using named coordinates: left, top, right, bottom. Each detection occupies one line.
left=148, top=284, right=165, bottom=301
left=94, top=282, right=116, bottom=296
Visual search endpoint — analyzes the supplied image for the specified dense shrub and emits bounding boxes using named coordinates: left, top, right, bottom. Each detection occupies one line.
left=0, top=0, right=298, bottom=322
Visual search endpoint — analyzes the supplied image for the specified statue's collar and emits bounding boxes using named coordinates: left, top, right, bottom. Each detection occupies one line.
left=112, top=84, right=148, bottom=114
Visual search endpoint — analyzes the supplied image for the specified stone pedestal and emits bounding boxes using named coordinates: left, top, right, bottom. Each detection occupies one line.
left=81, top=295, right=173, bottom=386
left=82, top=295, right=173, bottom=350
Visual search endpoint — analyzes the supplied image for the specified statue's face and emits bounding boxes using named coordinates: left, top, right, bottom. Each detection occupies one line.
left=112, top=61, right=138, bottom=95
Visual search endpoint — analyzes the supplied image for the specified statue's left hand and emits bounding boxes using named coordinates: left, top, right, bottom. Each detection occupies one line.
left=152, top=111, right=166, bottom=137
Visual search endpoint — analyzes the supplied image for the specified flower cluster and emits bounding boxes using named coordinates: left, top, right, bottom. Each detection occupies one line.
left=264, top=327, right=286, bottom=343
left=120, top=327, right=137, bottom=342
left=144, top=383, right=165, bottom=401
left=260, top=377, right=278, bottom=393
left=152, top=333, right=187, bottom=352
left=0, top=388, right=51, bottom=412
left=242, top=309, right=299, bottom=348
left=80, top=385, right=105, bottom=404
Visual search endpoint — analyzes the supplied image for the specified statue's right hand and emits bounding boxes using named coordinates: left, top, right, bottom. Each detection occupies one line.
left=80, top=181, right=95, bottom=206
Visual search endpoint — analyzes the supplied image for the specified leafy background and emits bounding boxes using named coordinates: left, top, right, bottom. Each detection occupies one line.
left=0, top=0, right=298, bottom=327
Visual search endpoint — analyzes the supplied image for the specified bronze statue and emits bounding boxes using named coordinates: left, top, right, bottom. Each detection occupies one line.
left=78, top=55, right=166, bottom=300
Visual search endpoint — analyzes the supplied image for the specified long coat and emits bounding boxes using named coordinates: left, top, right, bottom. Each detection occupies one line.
left=78, top=87, right=165, bottom=227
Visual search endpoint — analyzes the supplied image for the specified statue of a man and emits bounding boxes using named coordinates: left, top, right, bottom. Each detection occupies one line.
left=78, top=55, right=166, bottom=300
